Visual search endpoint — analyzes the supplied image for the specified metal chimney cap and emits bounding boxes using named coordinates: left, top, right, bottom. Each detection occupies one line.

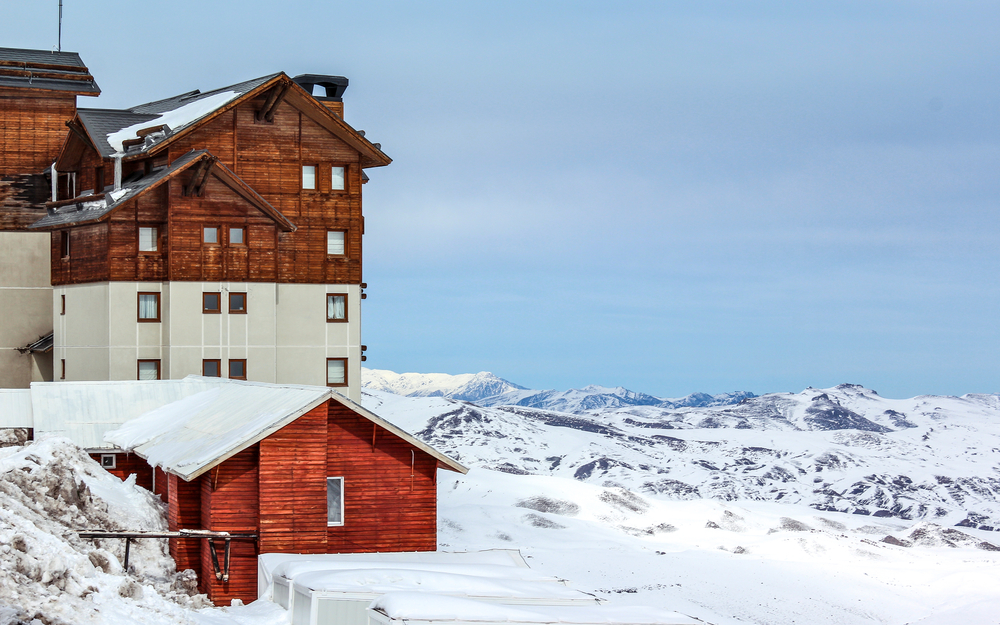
left=292, top=74, right=349, bottom=101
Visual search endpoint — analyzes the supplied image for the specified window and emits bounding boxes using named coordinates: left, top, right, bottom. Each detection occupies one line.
left=229, top=227, right=245, bottom=245
left=203, top=359, right=221, bottom=377
left=94, top=166, right=105, bottom=192
left=327, top=477, right=344, bottom=526
left=100, top=454, right=116, bottom=469
left=60, top=294, right=65, bottom=315
left=331, top=166, right=345, bottom=191
left=327, top=231, right=345, bottom=256
left=139, top=227, right=158, bottom=252
left=302, top=165, right=316, bottom=190
left=203, top=292, right=221, bottom=314
left=60, top=359, right=65, bottom=380
left=327, top=294, right=347, bottom=322
left=60, top=231, right=70, bottom=259
left=327, top=358, right=347, bottom=387
left=228, top=359, right=247, bottom=380
left=138, top=359, right=161, bottom=380
left=137, top=292, right=160, bottom=322
left=229, top=292, right=247, bottom=314
left=203, top=226, right=218, bottom=244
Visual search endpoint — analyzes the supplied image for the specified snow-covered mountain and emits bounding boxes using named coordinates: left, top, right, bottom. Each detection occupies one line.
left=363, top=383, right=1000, bottom=531
left=361, top=368, right=755, bottom=413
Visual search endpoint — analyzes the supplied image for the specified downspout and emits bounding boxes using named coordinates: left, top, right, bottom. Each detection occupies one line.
left=114, top=155, right=122, bottom=191
left=50, top=162, right=57, bottom=201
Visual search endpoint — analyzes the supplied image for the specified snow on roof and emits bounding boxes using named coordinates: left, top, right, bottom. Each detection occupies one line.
left=292, top=569, right=597, bottom=604
left=104, top=378, right=329, bottom=481
left=277, top=562, right=563, bottom=585
left=0, top=389, right=33, bottom=428
left=30, top=378, right=219, bottom=449
left=106, top=90, right=239, bottom=154
left=370, top=593, right=700, bottom=625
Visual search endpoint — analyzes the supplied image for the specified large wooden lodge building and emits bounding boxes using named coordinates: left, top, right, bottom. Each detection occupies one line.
left=1, top=46, right=390, bottom=402
left=0, top=47, right=469, bottom=604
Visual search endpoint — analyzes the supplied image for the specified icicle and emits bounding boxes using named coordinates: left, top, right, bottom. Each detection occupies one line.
left=114, top=156, right=122, bottom=192
left=51, top=162, right=57, bottom=201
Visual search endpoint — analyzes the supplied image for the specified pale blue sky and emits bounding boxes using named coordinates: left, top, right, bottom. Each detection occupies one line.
left=5, top=1, right=999, bottom=398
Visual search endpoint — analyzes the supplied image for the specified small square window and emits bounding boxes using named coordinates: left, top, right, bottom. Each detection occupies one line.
left=203, top=226, right=218, bottom=244
left=139, top=227, right=158, bottom=252
left=331, top=166, right=345, bottom=191
left=101, top=454, right=116, bottom=469
left=229, top=292, right=247, bottom=314
left=229, top=227, right=245, bottom=245
left=302, top=165, right=316, bottom=190
left=327, top=358, right=347, bottom=387
left=138, top=359, right=160, bottom=380
left=229, top=359, right=247, bottom=380
left=327, top=231, right=345, bottom=256
left=327, top=476, right=344, bottom=526
left=203, top=359, right=221, bottom=377
left=327, top=294, right=347, bottom=322
left=138, top=292, right=160, bottom=322
left=203, top=292, right=221, bottom=314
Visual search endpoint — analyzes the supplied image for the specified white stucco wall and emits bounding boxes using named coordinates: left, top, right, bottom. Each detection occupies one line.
left=0, top=231, right=53, bottom=388
left=53, top=281, right=362, bottom=401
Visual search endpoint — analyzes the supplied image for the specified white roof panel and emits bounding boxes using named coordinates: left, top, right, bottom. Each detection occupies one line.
left=0, top=389, right=33, bottom=428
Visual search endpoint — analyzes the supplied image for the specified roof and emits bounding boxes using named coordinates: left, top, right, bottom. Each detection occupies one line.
left=0, top=47, right=100, bottom=95
left=29, top=378, right=221, bottom=449
left=30, top=150, right=296, bottom=231
left=104, top=376, right=467, bottom=481
left=67, top=72, right=390, bottom=168
left=0, top=390, right=33, bottom=428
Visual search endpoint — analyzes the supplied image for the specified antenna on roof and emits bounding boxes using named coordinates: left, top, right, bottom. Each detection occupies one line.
left=57, top=0, right=63, bottom=52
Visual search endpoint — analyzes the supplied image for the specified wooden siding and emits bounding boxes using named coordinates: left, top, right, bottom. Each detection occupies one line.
left=199, top=446, right=260, bottom=602
left=89, top=452, right=154, bottom=491
left=167, top=473, right=202, bottom=573
left=327, top=402, right=439, bottom=553
left=258, top=405, right=329, bottom=553
left=0, top=88, right=76, bottom=176
left=50, top=222, right=109, bottom=284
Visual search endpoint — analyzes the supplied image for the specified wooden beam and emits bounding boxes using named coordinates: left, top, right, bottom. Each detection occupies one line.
left=64, top=120, right=92, bottom=148
left=255, top=85, right=282, bottom=122
left=193, top=157, right=217, bottom=197
left=263, top=85, right=290, bottom=123
left=183, top=158, right=211, bottom=197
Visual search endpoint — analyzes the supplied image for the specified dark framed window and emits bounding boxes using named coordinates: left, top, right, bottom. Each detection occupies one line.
left=138, top=226, right=158, bottom=252
left=327, top=358, right=347, bottom=387
left=60, top=231, right=70, bottom=259
left=60, top=294, right=65, bottom=315
left=327, top=231, right=345, bottom=256
left=202, top=359, right=221, bottom=377
left=331, top=166, right=346, bottom=191
left=302, top=165, right=317, bottom=190
left=137, top=292, right=160, bottom=322
left=137, top=359, right=161, bottom=380
left=229, top=292, right=247, bottom=314
left=326, top=294, right=347, bottom=322
left=100, top=454, right=116, bottom=469
left=228, top=359, right=247, bottom=380
left=327, top=477, right=344, bottom=526
left=60, top=359, right=65, bottom=380
left=203, top=292, right=221, bottom=314
left=203, top=226, right=219, bottom=244
left=229, top=227, right=245, bottom=246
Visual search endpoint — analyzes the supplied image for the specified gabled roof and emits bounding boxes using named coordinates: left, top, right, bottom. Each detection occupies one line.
left=105, top=376, right=467, bottom=481
left=0, top=47, right=100, bottom=95
left=68, top=72, right=390, bottom=168
left=29, top=150, right=296, bottom=231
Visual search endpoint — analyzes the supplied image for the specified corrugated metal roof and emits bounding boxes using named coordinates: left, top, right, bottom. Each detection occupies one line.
left=30, top=378, right=219, bottom=449
left=0, top=390, right=33, bottom=428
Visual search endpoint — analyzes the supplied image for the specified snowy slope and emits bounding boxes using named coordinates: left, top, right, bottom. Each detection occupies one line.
left=363, top=384, right=1000, bottom=530
left=361, top=368, right=754, bottom=412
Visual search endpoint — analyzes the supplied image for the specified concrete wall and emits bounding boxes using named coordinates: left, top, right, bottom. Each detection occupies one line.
left=0, top=232, right=52, bottom=388
left=54, top=281, right=362, bottom=401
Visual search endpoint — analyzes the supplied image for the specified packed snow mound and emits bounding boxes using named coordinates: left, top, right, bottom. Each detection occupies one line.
left=362, top=384, right=1000, bottom=529
left=360, top=368, right=753, bottom=412
left=0, top=438, right=286, bottom=625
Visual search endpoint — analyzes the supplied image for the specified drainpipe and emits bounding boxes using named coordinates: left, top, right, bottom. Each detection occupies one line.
left=114, top=156, right=122, bottom=191
left=51, top=162, right=57, bottom=201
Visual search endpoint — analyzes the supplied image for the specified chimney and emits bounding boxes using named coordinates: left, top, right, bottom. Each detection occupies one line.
left=292, top=74, right=349, bottom=118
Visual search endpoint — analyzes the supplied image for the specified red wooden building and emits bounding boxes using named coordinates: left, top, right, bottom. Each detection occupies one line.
left=105, top=377, right=467, bottom=604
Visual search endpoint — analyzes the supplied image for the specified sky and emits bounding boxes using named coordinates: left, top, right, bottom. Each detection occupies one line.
left=4, top=1, right=999, bottom=399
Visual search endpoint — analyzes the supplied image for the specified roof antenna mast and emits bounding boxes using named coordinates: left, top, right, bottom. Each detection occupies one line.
left=58, top=0, right=63, bottom=52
